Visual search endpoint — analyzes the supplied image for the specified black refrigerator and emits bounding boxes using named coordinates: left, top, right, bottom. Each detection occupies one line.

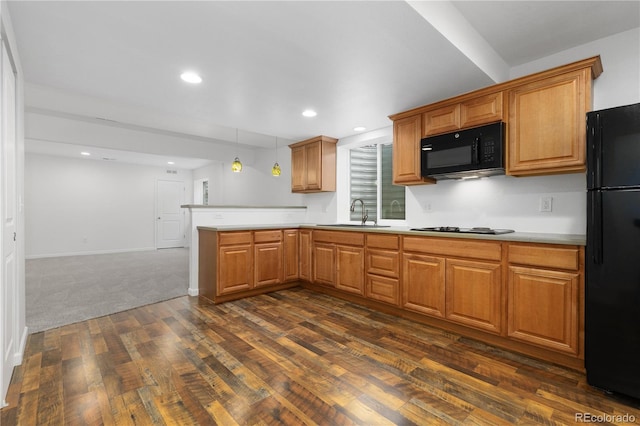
left=586, top=102, right=640, bottom=399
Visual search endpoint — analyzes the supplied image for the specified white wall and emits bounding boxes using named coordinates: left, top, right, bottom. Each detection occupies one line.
left=191, top=147, right=305, bottom=206
left=25, top=153, right=192, bottom=258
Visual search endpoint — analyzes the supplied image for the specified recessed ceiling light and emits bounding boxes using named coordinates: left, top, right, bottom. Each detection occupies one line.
left=167, top=161, right=175, bottom=165
left=353, top=126, right=366, bottom=132
left=180, top=71, right=202, bottom=84
left=302, top=109, right=317, bottom=118
left=81, top=152, right=91, bottom=156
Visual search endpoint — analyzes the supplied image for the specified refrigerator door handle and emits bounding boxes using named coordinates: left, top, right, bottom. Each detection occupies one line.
left=591, top=112, right=603, bottom=189
left=592, top=191, right=604, bottom=264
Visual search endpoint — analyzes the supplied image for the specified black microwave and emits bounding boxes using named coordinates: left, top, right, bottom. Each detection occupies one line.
left=421, top=122, right=504, bottom=180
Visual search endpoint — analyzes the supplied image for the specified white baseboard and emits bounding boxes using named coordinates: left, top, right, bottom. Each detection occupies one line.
left=14, top=326, right=28, bottom=365
left=187, top=288, right=199, bottom=297
left=26, top=247, right=158, bottom=260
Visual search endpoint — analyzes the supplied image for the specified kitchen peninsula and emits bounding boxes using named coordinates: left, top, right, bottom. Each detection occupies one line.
left=198, top=224, right=586, bottom=371
left=182, top=205, right=307, bottom=295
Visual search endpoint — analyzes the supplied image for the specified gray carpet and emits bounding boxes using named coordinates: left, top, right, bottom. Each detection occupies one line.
left=26, top=248, right=189, bottom=333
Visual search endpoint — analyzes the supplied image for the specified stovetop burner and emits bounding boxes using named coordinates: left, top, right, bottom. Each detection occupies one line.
left=410, top=226, right=515, bottom=235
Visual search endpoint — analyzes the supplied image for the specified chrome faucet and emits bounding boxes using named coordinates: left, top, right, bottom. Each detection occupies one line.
left=350, top=198, right=368, bottom=225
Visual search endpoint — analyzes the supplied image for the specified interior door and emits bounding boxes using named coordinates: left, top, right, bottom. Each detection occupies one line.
left=1, top=43, right=18, bottom=406
left=156, top=180, right=185, bottom=249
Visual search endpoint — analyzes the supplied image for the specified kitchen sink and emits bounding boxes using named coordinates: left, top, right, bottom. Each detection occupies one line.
left=316, top=223, right=391, bottom=228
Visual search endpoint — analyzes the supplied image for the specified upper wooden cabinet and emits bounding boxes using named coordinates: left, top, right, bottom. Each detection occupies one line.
left=289, top=135, right=338, bottom=193
left=507, top=67, right=595, bottom=176
left=392, top=115, right=434, bottom=185
left=389, top=56, right=602, bottom=184
left=423, top=91, right=504, bottom=136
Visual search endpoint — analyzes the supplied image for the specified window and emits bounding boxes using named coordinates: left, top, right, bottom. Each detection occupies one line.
left=349, top=143, right=405, bottom=222
left=194, top=178, right=209, bottom=205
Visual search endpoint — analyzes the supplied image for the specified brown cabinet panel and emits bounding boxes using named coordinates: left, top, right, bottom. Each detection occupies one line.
left=402, top=253, right=445, bottom=317
left=393, top=115, right=433, bottom=185
left=283, top=230, right=299, bottom=281
left=508, top=266, right=579, bottom=354
left=460, top=92, right=503, bottom=129
left=403, top=236, right=501, bottom=261
left=219, top=231, right=252, bottom=246
left=254, top=243, right=283, bottom=287
left=367, top=249, right=399, bottom=279
left=509, top=244, right=579, bottom=270
left=291, top=146, right=306, bottom=191
left=299, top=230, right=312, bottom=282
left=254, top=230, right=283, bottom=244
left=304, top=142, right=322, bottom=190
left=218, top=244, right=253, bottom=295
left=508, top=69, right=590, bottom=175
left=336, top=245, right=365, bottom=295
left=367, top=275, right=400, bottom=306
left=445, top=259, right=502, bottom=334
left=366, top=233, right=399, bottom=250
left=423, top=104, right=460, bottom=136
left=313, top=243, right=335, bottom=286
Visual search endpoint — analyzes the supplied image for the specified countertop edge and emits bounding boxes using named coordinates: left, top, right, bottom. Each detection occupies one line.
left=182, top=204, right=307, bottom=209
left=197, top=224, right=585, bottom=246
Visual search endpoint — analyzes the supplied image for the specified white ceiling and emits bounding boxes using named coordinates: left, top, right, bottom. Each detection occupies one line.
left=8, top=1, right=640, bottom=167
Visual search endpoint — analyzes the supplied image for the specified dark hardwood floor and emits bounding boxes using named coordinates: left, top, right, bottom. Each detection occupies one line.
left=2, top=288, right=639, bottom=425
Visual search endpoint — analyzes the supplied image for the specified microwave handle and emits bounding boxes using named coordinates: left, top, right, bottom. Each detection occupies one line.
left=472, top=137, right=480, bottom=164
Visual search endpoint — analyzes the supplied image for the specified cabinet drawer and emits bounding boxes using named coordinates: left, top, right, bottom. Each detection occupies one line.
left=314, top=230, right=364, bottom=246
left=367, top=233, right=399, bottom=250
left=366, top=275, right=400, bottom=306
left=367, top=249, right=399, bottom=278
left=219, top=231, right=252, bottom=246
left=509, top=244, right=580, bottom=270
left=254, top=230, right=282, bottom=243
left=403, top=236, right=501, bottom=261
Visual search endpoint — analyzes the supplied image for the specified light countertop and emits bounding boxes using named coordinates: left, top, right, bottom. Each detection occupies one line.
left=197, top=224, right=586, bottom=246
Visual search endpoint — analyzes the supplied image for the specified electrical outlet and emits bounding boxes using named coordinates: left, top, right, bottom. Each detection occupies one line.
left=540, top=196, right=553, bottom=212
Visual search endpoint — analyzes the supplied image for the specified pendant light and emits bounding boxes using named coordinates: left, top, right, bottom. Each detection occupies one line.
left=272, top=136, right=281, bottom=177
left=231, top=128, right=242, bottom=172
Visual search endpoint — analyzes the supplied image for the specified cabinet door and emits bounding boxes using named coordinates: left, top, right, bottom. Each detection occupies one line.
left=336, top=245, right=365, bottom=295
left=460, top=92, right=503, bottom=129
left=291, top=146, right=306, bottom=191
left=445, top=259, right=502, bottom=334
left=423, top=104, right=460, bottom=136
left=508, top=69, right=589, bottom=175
left=218, top=244, right=253, bottom=295
left=402, top=253, right=445, bottom=317
left=393, top=115, right=432, bottom=185
left=304, top=142, right=322, bottom=190
left=283, top=230, right=299, bottom=282
left=254, top=243, right=283, bottom=287
left=313, top=243, right=335, bottom=286
left=508, top=266, right=579, bottom=354
left=299, top=230, right=312, bottom=281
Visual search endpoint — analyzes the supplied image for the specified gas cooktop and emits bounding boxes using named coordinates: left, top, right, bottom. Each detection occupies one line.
left=410, top=226, right=515, bottom=235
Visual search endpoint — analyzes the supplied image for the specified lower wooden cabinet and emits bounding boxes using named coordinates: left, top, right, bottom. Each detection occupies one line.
left=254, top=230, right=283, bottom=287
left=365, top=234, right=400, bottom=305
left=299, top=230, right=312, bottom=282
left=402, top=253, right=445, bottom=317
left=283, top=229, right=299, bottom=281
left=217, top=232, right=254, bottom=295
left=445, top=258, right=502, bottom=333
left=199, top=228, right=298, bottom=304
left=507, top=243, right=582, bottom=355
left=336, top=245, right=365, bottom=295
left=313, top=243, right=335, bottom=286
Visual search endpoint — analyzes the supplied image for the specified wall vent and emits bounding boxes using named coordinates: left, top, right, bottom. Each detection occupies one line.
left=166, top=170, right=178, bottom=174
